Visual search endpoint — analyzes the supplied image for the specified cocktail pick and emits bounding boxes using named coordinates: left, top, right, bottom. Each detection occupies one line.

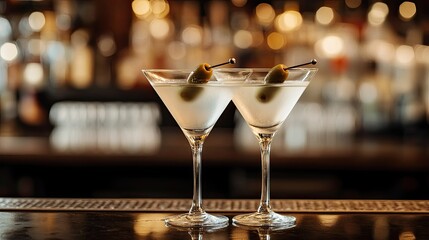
left=207, top=58, right=236, bottom=70
left=284, top=59, right=317, bottom=70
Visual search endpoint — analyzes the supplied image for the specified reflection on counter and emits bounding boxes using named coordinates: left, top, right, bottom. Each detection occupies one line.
left=49, top=101, right=161, bottom=153
left=0, top=211, right=425, bottom=239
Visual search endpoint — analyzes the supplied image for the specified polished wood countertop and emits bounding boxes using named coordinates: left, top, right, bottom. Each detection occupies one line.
left=0, top=198, right=428, bottom=239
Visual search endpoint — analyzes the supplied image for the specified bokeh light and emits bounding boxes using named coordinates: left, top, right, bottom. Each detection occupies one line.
left=151, top=0, right=169, bottom=18
left=231, top=0, right=247, bottom=7
left=399, top=1, right=416, bottom=21
left=275, top=10, right=303, bottom=32
left=368, top=2, right=389, bottom=26
left=267, top=32, right=285, bottom=50
left=182, top=25, right=203, bottom=46
left=395, top=45, right=415, bottom=65
left=23, top=63, right=44, bottom=87
left=28, top=11, right=46, bottom=31
left=233, top=30, right=253, bottom=49
left=149, top=18, right=170, bottom=40
left=132, top=0, right=151, bottom=18
left=345, top=0, right=362, bottom=8
left=256, top=3, right=275, bottom=26
left=315, top=7, right=335, bottom=25
left=315, top=35, right=344, bottom=58
left=0, top=42, right=19, bottom=62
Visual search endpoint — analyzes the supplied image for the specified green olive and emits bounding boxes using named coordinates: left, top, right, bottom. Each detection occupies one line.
left=180, top=63, right=212, bottom=102
left=180, top=86, right=204, bottom=102
left=257, top=64, right=289, bottom=103
left=257, top=86, right=279, bottom=103
left=187, top=63, right=213, bottom=83
left=264, top=64, right=289, bottom=83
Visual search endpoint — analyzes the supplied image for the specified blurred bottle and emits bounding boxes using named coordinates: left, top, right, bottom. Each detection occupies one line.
left=357, top=60, right=391, bottom=134
left=69, top=29, right=94, bottom=89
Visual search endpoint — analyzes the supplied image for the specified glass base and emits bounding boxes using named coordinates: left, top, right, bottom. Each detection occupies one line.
left=233, top=211, right=296, bottom=228
left=165, top=212, right=229, bottom=228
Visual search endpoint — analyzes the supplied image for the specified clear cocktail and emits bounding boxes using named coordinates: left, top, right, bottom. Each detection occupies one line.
left=230, top=66, right=318, bottom=227
left=143, top=68, right=251, bottom=228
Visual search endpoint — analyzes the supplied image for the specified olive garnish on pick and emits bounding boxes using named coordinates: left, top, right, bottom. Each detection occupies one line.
left=186, top=58, right=236, bottom=84
left=258, top=59, right=317, bottom=103
left=181, top=58, right=236, bottom=101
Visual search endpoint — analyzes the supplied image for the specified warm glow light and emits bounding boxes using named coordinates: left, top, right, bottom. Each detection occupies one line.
left=151, top=0, right=169, bottom=18
left=399, top=231, right=416, bottom=240
left=256, top=3, right=275, bottom=26
left=414, top=45, right=429, bottom=64
left=399, top=1, right=416, bottom=20
left=315, top=7, right=335, bottom=25
left=318, top=215, right=339, bottom=227
left=316, top=35, right=344, bottom=58
left=182, top=25, right=202, bottom=46
left=233, top=30, right=253, bottom=49
left=132, top=0, right=151, bottom=17
left=24, top=63, right=44, bottom=87
left=134, top=214, right=168, bottom=237
left=149, top=18, right=170, bottom=40
left=167, top=41, right=186, bottom=60
left=28, top=11, right=45, bottom=31
left=368, top=2, right=389, bottom=26
left=276, top=11, right=303, bottom=32
left=232, top=0, right=247, bottom=7
left=267, top=32, right=285, bottom=50
left=396, top=45, right=415, bottom=65
left=345, top=0, right=361, bottom=8
left=0, top=42, right=19, bottom=62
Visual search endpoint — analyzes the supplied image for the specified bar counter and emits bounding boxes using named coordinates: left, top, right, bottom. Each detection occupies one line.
left=1, top=198, right=429, bottom=239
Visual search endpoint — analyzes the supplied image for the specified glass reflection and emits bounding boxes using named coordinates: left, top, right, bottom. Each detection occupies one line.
left=167, top=224, right=228, bottom=240
left=134, top=213, right=169, bottom=238
left=233, top=224, right=295, bottom=240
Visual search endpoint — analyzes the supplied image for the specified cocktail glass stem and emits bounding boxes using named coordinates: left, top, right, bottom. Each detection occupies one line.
left=257, top=134, right=273, bottom=215
left=165, top=132, right=229, bottom=228
left=232, top=133, right=296, bottom=227
left=190, top=138, right=204, bottom=214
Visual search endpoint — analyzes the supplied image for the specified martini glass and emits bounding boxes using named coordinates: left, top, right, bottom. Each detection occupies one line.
left=231, top=67, right=318, bottom=227
left=143, top=68, right=251, bottom=228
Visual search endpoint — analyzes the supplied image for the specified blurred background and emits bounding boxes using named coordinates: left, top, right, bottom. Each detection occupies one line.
left=0, top=0, right=428, bottom=200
